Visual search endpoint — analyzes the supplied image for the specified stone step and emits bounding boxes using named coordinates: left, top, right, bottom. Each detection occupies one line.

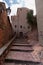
left=12, top=42, right=34, bottom=47
left=13, top=41, right=29, bottom=44
left=13, top=42, right=30, bottom=44
left=5, top=51, right=40, bottom=63
left=10, top=46, right=34, bottom=52
left=13, top=40, right=28, bottom=44
left=4, top=62, right=41, bottom=65
left=4, top=63, right=15, bottom=65
left=12, top=45, right=32, bottom=47
left=14, top=39, right=27, bottom=42
left=12, top=41, right=35, bottom=46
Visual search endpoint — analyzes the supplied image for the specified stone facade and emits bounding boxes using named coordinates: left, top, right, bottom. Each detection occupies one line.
left=35, top=0, right=43, bottom=46
left=0, top=2, right=13, bottom=48
left=11, top=15, right=18, bottom=34
left=11, top=8, right=31, bottom=37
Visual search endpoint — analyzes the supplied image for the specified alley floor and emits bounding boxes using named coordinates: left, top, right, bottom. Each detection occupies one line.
left=4, top=37, right=43, bottom=65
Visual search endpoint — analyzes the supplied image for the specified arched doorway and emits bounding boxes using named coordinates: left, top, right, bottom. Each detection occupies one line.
left=19, top=32, right=23, bottom=37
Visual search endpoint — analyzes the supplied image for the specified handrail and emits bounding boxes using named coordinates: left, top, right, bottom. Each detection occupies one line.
left=0, top=35, right=16, bottom=56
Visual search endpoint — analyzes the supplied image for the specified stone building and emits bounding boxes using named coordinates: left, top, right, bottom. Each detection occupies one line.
left=35, top=0, right=43, bottom=46
left=11, top=8, right=31, bottom=37
left=0, top=2, right=13, bottom=48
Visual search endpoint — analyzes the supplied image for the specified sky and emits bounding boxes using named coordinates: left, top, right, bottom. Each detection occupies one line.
left=0, top=0, right=36, bottom=16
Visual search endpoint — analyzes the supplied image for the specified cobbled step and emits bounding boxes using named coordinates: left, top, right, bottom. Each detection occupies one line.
left=5, top=51, right=40, bottom=63
left=12, top=41, right=35, bottom=46
left=10, top=46, right=34, bottom=52
left=4, top=38, right=42, bottom=65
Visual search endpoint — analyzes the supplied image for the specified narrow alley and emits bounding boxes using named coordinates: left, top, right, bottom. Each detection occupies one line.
left=0, top=1, right=43, bottom=65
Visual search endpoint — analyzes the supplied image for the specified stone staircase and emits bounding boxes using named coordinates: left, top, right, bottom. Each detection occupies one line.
left=4, top=39, right=41, bottom=65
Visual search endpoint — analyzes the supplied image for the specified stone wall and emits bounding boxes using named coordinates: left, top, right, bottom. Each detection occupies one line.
left=0, top=2, right=14, bottom=48
left=11, top=8, right=31, bottom=36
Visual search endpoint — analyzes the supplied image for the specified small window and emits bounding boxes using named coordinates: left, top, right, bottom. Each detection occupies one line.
left=15, top=25, right=17, bottom=28
left=20, top=25, right=22, bottom=28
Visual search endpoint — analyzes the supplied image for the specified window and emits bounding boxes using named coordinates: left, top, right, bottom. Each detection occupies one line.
left=15, top=25, right=17, bottom=28
left=20, top=25, right=22, bottom=28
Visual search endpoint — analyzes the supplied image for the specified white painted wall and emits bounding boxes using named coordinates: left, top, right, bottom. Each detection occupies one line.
left=11, top=16, right=18, bottom=34
left=35, top=0, right=43, bottom=46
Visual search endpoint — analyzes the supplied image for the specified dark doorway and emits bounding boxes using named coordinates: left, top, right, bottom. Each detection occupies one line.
left=20, top=32, right=23, bottom=37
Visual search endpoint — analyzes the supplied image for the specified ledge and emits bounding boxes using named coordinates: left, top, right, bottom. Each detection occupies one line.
left=0, top=35, right=16, bottom=56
